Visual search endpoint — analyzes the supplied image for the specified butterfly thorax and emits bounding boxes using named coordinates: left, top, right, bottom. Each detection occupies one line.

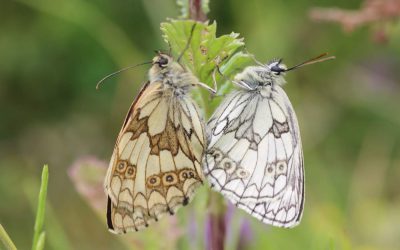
left=149, top=61, right=197, bottom=97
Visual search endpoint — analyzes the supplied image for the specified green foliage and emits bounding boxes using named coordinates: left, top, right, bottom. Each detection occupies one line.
left=24, top=174, right=71, bottom=250
left=32, top=165, right=49, bottom=250
left=0, top=165, right=49, bottom=250
left=161, top=19, right=253, bottom=114
left=176, top=0, right=189, bottom=18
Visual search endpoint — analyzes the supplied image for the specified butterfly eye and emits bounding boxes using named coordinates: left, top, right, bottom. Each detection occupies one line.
left=270, top=64, right=286, bottom=75
left=158, top=56, right=169, bottom=67
left=268, top=59, right=287, bottom=75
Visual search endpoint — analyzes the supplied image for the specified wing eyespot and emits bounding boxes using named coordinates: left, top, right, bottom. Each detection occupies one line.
left=146, top=175, right=161, bottom=188
left=220, top=158, right=237, bottom=174
left=235, top=167, right=249, bottom=179
left=162, top=172, right=179, bottom=186
left=116, top=161, right=128, bottom=173
left=179, top=171, right=189, bottom=181
left=187, top=170, right=196, bottom=178
left=179, top=169, right=197, bottom=182
left=276, top=161, right=287, bottom=175
left=210, top=149, right=223, bottom=162
left=124, top=166, right=136, bottom=179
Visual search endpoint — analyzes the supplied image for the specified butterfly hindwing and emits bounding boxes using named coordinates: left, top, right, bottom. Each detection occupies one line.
left=205, top=85, right=304, bottom=228
left=105, top=80, right=205, bottom=233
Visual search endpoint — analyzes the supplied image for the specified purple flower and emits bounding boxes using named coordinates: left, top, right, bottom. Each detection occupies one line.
left=205, top=212, right=225, bottom=250
left=68, top=156, right=107, bottom=213
left=236, top=219, right=253, bottom=250
left=224, top=202, right=235, bottom=244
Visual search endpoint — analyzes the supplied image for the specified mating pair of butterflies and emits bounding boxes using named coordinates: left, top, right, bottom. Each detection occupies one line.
left=103, top=45, right=332, bottom=233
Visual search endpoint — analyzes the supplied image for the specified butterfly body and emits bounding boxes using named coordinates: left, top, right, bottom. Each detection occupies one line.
left=205, top=60, right=304, bottom=228
left=105, top=54, right=206, bottom=233
left=149, top=56, right=199, bottom=96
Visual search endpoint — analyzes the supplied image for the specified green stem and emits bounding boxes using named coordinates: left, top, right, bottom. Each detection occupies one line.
left=0, top=224, right=17, bottom=250
left=32, top=165, right=49, bottom=250
left=184, top=0, right=227, bottom=248
left=204, top=94, right=227, bottom=250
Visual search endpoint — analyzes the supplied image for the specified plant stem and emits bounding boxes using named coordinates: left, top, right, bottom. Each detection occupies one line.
left=0, top=224, right=17, bottom=250
left=186, top=1, right=227, bottom=248
left=206, top=191, right=227, bottom=250
left=32, top=165, right=49, bottom=250
left=189, top=0, right=207, bottom=21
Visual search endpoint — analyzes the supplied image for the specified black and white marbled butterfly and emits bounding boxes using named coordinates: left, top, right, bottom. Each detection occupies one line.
left=204, top=53, right=334, bottom=228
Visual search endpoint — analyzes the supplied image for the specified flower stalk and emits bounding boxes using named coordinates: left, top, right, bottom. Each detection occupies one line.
left=189, top=0, right=207, bottom=21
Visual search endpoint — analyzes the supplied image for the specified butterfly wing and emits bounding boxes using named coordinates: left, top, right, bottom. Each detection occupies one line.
left=205, top=86, right=304, bottom=228
left=104, top=81, right=205, bottom=233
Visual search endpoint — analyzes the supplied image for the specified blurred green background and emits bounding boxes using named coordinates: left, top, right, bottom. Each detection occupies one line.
left=1, top=0, right=400, bottom=249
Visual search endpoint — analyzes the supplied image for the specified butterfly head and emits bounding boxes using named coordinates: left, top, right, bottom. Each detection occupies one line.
left=267, top=59, right=287, bottom=76
left=152, top=52, right=173, bottom=69
left=149, top=52, right=194, bottom=90
left=150, top=52, right=184, bottom=81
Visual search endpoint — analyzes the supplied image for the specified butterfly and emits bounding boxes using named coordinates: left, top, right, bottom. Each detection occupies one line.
left=204, top=53, right=334, bottom=228
left=103, top=48, right=216, bottom=233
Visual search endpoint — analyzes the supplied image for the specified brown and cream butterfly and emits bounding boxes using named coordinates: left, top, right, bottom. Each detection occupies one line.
left=103, top=48, right=215, bottom=233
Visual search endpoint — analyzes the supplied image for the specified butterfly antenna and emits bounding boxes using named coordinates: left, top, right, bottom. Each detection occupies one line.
left=96, top=61, right=152, bottom=90
left=285, top=53, right=335, bottom=72
left=177, top=22, right=197, bottom=63
left=214, top=63, right=252, bottom=90
left=244, top=48, right=264, bottom=66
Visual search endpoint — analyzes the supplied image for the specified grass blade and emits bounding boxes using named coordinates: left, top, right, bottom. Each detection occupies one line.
left=32, top=165, right=49, bottom=250
left=0, top=224, right=17, bottom=250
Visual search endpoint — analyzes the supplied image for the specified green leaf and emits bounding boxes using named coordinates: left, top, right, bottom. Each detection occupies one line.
left=25, top=173, right=73, bottom=250
left=160, top=20, right=253, bottom=115
left=32, top=165, right=49, bottom=250
left=35, top=232, right=46, bottom=250
left=0, top=224, right=17, bottom=250
left=176, top=0, right=189, bottom=19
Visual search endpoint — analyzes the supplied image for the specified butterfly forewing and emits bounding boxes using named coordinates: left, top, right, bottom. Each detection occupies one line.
left=105, top=74, right=206, bottom=233
left=205, top=85, right=304, bottom=228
